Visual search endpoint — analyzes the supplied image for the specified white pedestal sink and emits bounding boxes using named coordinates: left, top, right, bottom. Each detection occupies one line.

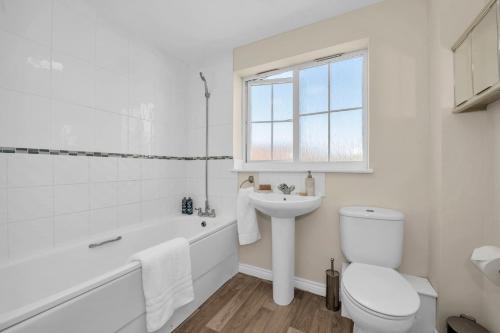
left=248, top=192, right=322, bottom=305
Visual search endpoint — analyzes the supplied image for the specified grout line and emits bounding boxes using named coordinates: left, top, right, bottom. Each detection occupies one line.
left=51, top=152, right=55, bottom=248
left=90, top=6, right=101, bottom=238
left=126, top=28, right=132, bottom=156
left=0, top=25, right=51, bottom=49
left=50, top=0, right=56, bottom=249
left=5, top=156, right=10, bottom=260
left=86, top=155, right=91, bottom=239
left=0, top=85, right=51, bottom=101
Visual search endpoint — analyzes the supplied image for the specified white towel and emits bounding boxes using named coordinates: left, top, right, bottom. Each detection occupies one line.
left=237, top=187, right=260, bottom=245
left=130, top=238, right=194, bottom=332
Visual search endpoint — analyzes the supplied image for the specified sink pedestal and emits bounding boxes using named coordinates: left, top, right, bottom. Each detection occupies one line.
left=248, top=192, right=322, bottom=306
left=271, top=217, right=295, bottom=305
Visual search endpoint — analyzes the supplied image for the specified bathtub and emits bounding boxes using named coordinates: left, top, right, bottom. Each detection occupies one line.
left=0, top=215, right=238, bottom=333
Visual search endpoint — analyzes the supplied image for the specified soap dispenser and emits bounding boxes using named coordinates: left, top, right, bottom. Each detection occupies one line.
left=305, top=171, right=315, bottom=196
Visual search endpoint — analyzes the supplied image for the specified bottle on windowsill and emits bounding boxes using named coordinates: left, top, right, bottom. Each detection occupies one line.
left=305, top=171, right=315, bottom=196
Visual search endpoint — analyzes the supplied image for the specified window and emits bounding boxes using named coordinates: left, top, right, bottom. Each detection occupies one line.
left=244, top=50, right=368, bottom=171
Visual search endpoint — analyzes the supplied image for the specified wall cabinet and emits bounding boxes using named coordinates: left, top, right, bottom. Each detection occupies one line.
left=454, top=36, right=473, bottom=106
left=453, top=0, right=500, bottom=113
left=471, top=5, right=499, bottom=95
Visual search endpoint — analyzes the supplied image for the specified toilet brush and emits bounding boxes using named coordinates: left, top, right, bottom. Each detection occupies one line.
left=326, top=258, right=340, bottom=311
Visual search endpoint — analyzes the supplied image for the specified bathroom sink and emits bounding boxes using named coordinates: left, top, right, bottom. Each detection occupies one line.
left=248, top=192, right=321, bottom=219
left=248, top=191, right=322, bottom=306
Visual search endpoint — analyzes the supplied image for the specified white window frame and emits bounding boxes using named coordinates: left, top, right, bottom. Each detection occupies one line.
left=239, top=49, right=370, bottom=173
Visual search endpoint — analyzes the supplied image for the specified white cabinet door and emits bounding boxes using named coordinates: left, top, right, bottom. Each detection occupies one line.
left=454, top=35, right=473, bottom=106
left=471, top=4, right=499, bottom=96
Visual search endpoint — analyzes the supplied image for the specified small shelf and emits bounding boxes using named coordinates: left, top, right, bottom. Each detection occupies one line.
left=453, top=82, right=500, bottom=113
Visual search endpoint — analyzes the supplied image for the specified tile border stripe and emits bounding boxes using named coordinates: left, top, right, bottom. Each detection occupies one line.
left=0, top=147, right=233, bottom=161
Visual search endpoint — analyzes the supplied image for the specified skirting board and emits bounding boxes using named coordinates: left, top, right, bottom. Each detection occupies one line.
left=238, top=263, right=326, bottom=297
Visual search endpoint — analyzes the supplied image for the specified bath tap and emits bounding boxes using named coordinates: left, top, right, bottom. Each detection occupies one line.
left=195, top=206, right=216, bottom=218
left=278, top=183, right=295, bottom=195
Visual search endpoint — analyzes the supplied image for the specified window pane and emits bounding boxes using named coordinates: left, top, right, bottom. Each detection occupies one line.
left=264, top=71, right=293, bottom=80
left=273, top=83, right=293, bottom=120
left=250, top=85, right=271, bottom=121
left=330, top=57, right=363, bottom=110
left=300, top=114, right=328, bottom=161
left=248, top=123, right=271, bottom=160
left=330, top=109, right=363, bottom=161
left=273, top=122, right=293, bottom=160
left=299, top=64, right=328, bottom=114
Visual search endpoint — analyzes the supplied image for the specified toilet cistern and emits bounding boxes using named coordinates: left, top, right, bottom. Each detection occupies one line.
left=248, top=192, right=321, bottom=305
left=339, top=206, right=420, bottom=333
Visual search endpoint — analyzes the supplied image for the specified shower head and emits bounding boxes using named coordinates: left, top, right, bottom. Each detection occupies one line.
left=199, top=72, right=210, bottom=98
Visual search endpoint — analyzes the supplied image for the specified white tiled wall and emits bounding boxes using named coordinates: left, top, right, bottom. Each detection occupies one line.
left=0, top=0, right=187, bottom=156
left=186, top=55, right=234, bottom=157
left=0, top=0, right=189, bottom=263
left=185, top=54, right=237, bottom=216
left=0, top=1, right=239, bottom=264
left=0, top=154, right=186, bottom=261
left=185, top=159, right=237, bottom=216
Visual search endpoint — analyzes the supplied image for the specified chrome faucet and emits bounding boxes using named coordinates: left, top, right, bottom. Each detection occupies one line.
left=278, top=183, right=295, bottom=195
left=195, top=204, right=216, bottom=218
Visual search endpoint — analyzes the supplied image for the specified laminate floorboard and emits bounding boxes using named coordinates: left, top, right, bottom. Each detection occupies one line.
left=174, top=273, right=353, bottom=333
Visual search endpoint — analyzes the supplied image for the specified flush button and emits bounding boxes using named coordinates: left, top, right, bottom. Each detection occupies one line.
left=366, top=209, right=374, bottom=213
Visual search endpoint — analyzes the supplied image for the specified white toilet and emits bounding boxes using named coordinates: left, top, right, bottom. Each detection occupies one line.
left=339, top=207, right=420, bottom=333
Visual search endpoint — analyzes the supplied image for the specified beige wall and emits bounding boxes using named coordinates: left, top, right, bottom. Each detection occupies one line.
left=234, top=0, right=500, bottom=331
left=427, top=0, right=500, bottom=332
left=235, top=0, right=430, bottom=282
left=484, top=100, right=500, bottom=331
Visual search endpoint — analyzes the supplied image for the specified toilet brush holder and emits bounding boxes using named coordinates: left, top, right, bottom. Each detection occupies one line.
left=326, top=258, right=340, bottom=311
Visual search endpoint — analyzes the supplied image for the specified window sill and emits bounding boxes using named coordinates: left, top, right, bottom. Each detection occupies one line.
left=231, top=168, right=373, bottom=174
left=231, top=161, right=373, bottom=174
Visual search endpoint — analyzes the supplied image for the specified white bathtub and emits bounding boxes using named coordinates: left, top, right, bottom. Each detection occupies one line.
left=0, top=215, right=238, bottom=333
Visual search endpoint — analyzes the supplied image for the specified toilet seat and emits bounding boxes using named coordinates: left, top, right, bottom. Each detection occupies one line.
left=342, top=263, right=420, bottom=318
left=342, top=285, right=414, bottom=323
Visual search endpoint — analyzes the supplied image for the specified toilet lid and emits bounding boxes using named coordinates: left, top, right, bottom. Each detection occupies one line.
left=342, top=263, right=420, bottom=317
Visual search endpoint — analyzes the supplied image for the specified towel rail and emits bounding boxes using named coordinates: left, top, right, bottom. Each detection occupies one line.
left=89, top=236, right=122, bottom=249
left=239, top=176, right=254, bottom=188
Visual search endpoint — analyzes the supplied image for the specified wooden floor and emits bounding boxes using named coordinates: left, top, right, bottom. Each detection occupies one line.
left=174, top=273, right=353, bottom=333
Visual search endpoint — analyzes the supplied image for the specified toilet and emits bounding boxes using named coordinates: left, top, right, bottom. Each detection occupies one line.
left=339, top=207, right=420, bottom=333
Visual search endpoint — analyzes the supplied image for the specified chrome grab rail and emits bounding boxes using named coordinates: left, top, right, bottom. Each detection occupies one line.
left=88, top=236, right=122, bottom=249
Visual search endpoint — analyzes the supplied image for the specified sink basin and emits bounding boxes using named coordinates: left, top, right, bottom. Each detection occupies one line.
left=248, top=192, right=321, bottom=219
left=248, top=192, right=322, bottom=305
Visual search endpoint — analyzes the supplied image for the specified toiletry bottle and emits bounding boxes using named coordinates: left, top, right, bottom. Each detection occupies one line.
left=186, top=197, right=193, bottom=215
left=305, top=171, right=315, bottom=196
left=182, top=197, right=187, bottom=214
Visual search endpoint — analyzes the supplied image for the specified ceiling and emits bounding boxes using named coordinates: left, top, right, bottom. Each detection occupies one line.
left=86, top=0, right=382, bottom=63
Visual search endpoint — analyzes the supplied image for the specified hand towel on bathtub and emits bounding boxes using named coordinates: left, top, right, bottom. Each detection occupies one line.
left=237, top=187, right=260, bottom=245
left=129, top=237, right=194, bottom=332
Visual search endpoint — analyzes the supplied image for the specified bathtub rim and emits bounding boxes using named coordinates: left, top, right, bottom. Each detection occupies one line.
left=0, top=214, right=235, bottom=270
left=0, top=215, right=236, bottom=332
